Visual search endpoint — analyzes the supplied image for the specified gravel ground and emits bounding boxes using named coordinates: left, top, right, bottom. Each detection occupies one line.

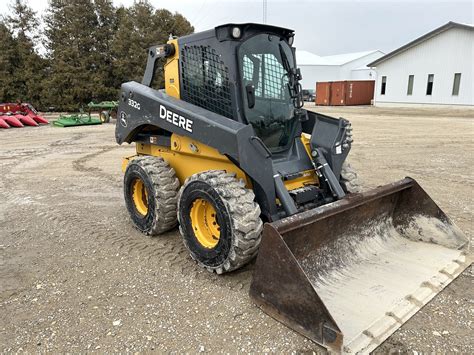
left=0, top=106, right=472, bottom=353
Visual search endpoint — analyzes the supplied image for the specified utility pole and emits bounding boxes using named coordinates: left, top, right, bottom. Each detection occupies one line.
left=262, top=0, right=267, bottom=23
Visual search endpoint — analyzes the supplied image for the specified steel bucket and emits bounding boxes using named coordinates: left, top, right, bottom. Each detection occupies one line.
left=250, top=178, right=470, bottom=354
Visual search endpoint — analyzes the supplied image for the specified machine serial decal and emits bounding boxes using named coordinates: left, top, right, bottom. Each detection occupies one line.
left=159, top=105, right=193, bottom=133
left=128, top=99, right=141, bottom=110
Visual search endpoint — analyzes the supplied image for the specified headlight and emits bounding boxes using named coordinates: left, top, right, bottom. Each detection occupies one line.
left=232, top=27, right=241, bottom=39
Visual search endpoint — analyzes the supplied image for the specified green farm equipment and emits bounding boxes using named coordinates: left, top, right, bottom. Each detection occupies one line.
left=87, top=101, right=118, bottom=123
left=52, top=101, right=118, bottom=127
left=53, top=112, right=102, bottom=127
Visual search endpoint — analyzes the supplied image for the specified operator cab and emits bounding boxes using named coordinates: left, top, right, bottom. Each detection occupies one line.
left=174, top=23, right=304, bottom=154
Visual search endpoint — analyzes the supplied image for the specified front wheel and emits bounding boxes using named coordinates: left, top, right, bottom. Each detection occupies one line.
left=177, top=170, right=263, bottom=274
left=340, top=161, right=363, bottom=193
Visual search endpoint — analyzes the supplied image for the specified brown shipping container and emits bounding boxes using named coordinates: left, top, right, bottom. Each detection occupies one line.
left=343, top=80, right=375, bottom=105
left=316, top=80, right=375, bottom=106
left=315, top=82, right=331, bottom=106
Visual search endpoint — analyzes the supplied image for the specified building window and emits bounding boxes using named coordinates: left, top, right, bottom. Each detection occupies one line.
left=407, top=75, right=414, bottom=95
left=381, top=76, right=387, bottom=95
left=426, top=74, right=434, bottom=95
left=452, top=73, right=461, bottom=96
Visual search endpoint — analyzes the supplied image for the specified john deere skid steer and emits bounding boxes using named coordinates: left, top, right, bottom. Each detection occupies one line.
left=116, top=24, right=470, bottom=353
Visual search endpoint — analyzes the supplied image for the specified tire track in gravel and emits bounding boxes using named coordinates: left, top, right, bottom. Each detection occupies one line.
left=2, top=137, right=251, bottom=295
left=71, top=146, right=121, bottom=185
left=23, top=193, right=208, bottom=282
left=1, top=145, right=191, bottom=278
left=89, top=211, right=251, bottom=291
left=67, top=149, right=214, bottom=279
left=48, top=132, right=87, bottom=147
left=0, top=149, right=47, bottom=161
left=0, top=136, right=188, bottom=279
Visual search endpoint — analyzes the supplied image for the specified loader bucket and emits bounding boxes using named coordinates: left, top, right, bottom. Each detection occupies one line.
left=250, top=178, right=470, bottom=354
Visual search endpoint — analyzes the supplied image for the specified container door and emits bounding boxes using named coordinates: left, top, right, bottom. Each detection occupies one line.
left=316, top=82, right=331, bottom=106
left=330, top=81, right=345, bottom=106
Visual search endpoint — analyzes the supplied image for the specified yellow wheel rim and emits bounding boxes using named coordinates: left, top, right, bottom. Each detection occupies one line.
left=100, top=113, right=106, bottom=123
left=131, top=178, right=148, bottom=216
left=190, top=198, right=221, bottom=248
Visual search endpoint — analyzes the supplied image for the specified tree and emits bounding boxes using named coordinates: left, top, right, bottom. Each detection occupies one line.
left=87, top=0, right=118, bottom=100
left=110, top=1, right=194, bottom=89
left=43, top=0, right=117, bottom=110
left=0, top=21, right=17, bottom=102
left=2, top=0, right=46, bottom=107
left=2, top=0, right=194, bottom=110
left=6, top=0, right=39, bottom=40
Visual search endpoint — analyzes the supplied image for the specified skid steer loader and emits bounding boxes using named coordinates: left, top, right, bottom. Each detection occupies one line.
left=116, top=24, right=470, bottom=353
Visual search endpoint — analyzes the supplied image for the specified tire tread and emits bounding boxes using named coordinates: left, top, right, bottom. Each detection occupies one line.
left=177, top=170, right=263, bottom=273
left=127, top=156, right=180, bottom=235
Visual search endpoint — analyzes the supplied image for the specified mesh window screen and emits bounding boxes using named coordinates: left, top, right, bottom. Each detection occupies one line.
left=242, top=54, right=287, bottom=99
left=181, top=45, right=233, bottom=119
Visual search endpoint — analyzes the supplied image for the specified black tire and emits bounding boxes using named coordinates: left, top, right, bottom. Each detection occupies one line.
left=177, top=170, right=263, bottom=274
left=99, top=111, right=110, bottom=123
left=124, top=156, right=180, bottom=235
left=340, top=161, right=362, bottom=193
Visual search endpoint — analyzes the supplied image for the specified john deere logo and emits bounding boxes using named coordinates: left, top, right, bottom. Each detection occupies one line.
left=120, top=111, right=127, bottom=127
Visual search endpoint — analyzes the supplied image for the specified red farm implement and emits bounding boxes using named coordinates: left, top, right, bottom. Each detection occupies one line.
left=0, top=103, right=49, bottom=129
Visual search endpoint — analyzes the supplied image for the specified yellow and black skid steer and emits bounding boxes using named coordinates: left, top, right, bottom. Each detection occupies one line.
left=115, top=24, right=470, bottom=353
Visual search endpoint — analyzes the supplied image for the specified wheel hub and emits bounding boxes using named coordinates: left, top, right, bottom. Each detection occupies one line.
left=132, top=178, right=148, bottom=216
left=190, top=198, right=220, bottom=248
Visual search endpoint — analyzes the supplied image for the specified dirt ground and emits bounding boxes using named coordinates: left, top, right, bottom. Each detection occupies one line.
left=1, top=106, right=473, bottom=353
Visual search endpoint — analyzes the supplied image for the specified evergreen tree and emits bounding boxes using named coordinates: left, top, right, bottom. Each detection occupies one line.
left=111, top=0, right=194, bottom=89
left=0, top=21, right=17, bottom=102
left=3, top=0, right=46, bottom=108
left=110, top=1, right=157, bottom=87
left=89, top=0, right=118, bottom=100
left=43, top=0, right=116, bottom=110
left=2, top=0, right=194, bottom=110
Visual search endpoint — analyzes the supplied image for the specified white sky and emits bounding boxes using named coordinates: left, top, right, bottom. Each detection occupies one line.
left=1, top=0, right=472, bottom=55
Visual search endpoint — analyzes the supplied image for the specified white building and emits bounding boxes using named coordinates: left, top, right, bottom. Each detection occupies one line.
left=296, top=50, right=384, bottom=90
left=369, top=22, right=474, bottom=107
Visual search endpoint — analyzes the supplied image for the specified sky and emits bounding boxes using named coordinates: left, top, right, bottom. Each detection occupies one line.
left=1, top=0, right=472, bottom=56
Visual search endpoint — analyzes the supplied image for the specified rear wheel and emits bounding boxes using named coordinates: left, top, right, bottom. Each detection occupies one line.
left=124, top=156, right=180, bottom=235
left=177, top=170, right=263, bottom=274
left=99, top=111, right=110, bottom=123
left=340, top=161, right=362, bottom=193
